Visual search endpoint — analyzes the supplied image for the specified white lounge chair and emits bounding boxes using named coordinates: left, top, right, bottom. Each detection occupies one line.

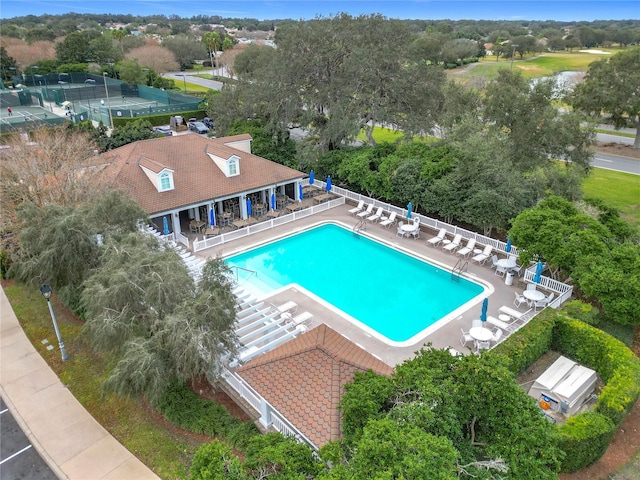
left=290, top=311, right=313, bottom=325
left=443, top=233, right=462, bottom=253
left=498, top=306, right=533, bottom=321
left=357, top=204, right=374, bottom=218
left=275, top=301, right=298, bottom=314
left=456, top=238, right=476, bottom=258
left=487, top=316, right=515, bottom=332
left=427, top=228, right=447, bottom=247
left=472, top=245, right=493, bottom=264
left=380, top=212, right=397, bottom=228
left=348, top=200, right=365, bottom=216
left=367, top=206, right=384, bottom=223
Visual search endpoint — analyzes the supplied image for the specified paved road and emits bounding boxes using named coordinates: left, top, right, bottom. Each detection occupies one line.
left=595, top=132, right=635, bottom=146
left=592, top=151, right=640, bottom=175
left=0, top=397, right=58, bottom=480
left=163, top=71, right=224, bottom=91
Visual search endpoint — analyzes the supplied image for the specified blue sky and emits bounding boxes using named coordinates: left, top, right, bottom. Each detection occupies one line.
left=1, top=1, right=639, bottom=21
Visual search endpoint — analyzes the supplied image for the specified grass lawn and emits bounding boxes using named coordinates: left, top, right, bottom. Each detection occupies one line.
left=453, top=50, right=616, bottom=82
left=3, top=283, right=198, bottom=480
left=356, top=126, right=405, bottom=144
left=582, top=168, right=640, bottom=227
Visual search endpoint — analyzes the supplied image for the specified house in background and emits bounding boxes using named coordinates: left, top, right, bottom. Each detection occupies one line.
left=101, top=133, right=305, bottom=243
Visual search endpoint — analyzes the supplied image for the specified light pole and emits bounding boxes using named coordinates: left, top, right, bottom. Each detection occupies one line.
left=30, top=66, right=39, bottom=89
left=177, top=74, right=187, bottom=93
left=39, top=284, right=69, bottom=362
left=103, top=72, right=114, bottom=128
left=511, top=44, right=518, bottom=71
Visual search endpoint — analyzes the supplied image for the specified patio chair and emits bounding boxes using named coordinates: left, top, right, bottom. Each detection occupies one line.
left=396, top=222, right=408, bottom=238
left=471, top=245, right=493, bottom=265
left=367, top=206, right=384, bottom=223
left=357, top=203, right=374, bottom=218
left=460, top=328, right=474, bottom=348
left=410, top=226, right=420, bottom=239
left=427, top=228, right=447, bottom=247
left=495, top=263, right=508, bottom=277
left=534, top=292, right=555, bottom=311
left=472, top=319, right=483, bottom=329
left=491, top=328, right=504, bottom=344
left=456, top=238, right=476, bottom=258
left=489, top=255, right=499, bottom=269
left=443, top=233, right=462, bottom=253
left=514, top=291, right=527, bottom=308
left=526, top=283, right=537, bottom=291
left=380, top=211, right=397, bottom=228
left=348, top=200, right=365, bottom=216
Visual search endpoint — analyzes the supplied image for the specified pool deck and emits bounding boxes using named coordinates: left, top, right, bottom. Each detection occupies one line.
left=196, top=203, right=533, bottom=367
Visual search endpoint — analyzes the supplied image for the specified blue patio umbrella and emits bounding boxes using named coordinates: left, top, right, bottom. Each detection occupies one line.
left=480, top=297, right=488, bottom=324
left=309, top=170, right=315, bottom=185
left=162, top=216, right=170, bottom=235
left=326, top=175, right=332, bottom=192
left=209, top=208, right=215, bottom=227
left=299, top=183, right=304, bottom=201
left=271, top=192, right=276, bottom=211
left=407, top=202, right=413, bottom=219
left=246, top=197, right=252, bottom=216
left=505, top=237, right=512, bottom=253
left=533, top=261, right=543, bottom=283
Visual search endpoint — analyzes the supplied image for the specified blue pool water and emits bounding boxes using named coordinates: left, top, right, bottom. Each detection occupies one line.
left=226, top=224, right=484, bottom=342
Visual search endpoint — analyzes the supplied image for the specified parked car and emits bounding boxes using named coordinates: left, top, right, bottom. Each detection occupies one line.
left=202, top=117, right=215, bottom=129
left=153, top=125, right=173, bottom=137
left=189, top=121, right=209, bottom=134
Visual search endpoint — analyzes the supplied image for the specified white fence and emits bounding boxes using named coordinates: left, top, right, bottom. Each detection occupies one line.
left=193, top=196, right=345, bottom=252
left=221, top=367, right=318, bottom=450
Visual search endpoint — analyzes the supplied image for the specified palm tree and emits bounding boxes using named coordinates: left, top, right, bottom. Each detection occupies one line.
left=201, top=32, right=220, bottom=77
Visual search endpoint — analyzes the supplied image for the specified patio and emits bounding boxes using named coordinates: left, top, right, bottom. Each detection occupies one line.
left=195, top=201, right=558, bottom=367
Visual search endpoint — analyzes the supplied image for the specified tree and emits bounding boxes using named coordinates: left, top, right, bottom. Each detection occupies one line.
left=163, top=35, right=207, bottom=70
left=202, top=31, right=220, bottom=75
left=116, top=58, right=146, bottom=84
left=55, top=31, right=95, bottom=64
left=571, top=49, right=640, bottom=148
left=0, top=46, right=18, bottom=83
left=105, top=119, right=161, bottom=150
left=125, top=45, right=179, bottom=74
left=0, top=128, right=103, bottom=232
left=10, top=191, right=146, bottom=310
left=82, top=237, right=238, bottom=402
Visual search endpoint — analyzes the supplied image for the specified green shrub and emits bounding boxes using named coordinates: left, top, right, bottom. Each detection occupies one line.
left=189, top=440, right=245, bottom=480
left=491, top=308, right=555, bottom=375
left=558, top=412, right=616, bottom=472
left=560, top=300, right=600, bottom=325
left=154, top=383, right=259, bottom=449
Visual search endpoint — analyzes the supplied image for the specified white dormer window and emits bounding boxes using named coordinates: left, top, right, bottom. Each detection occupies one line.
left=158, top=171, right=174, bottom=191
left=227, top=155, right=240, bottom=177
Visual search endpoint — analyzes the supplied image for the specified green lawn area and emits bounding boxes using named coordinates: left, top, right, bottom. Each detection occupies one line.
left=356, top=126, right=405, bottom=143
left=583, top=168, right=640, bottom=227
left=454, top=50, right=617, bottom=82
left=594, top=128, right=636, bottom=138
left=3, top=284, right=197, bottom=480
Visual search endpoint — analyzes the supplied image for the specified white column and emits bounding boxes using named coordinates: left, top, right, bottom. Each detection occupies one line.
left=172, top=212, right=181, bottom=235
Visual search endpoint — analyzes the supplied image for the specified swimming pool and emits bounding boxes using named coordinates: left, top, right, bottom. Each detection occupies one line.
left=226, top=223, right=485, bottom=343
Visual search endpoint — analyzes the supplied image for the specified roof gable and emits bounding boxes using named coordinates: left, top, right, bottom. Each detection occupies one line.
left=238, top=324, right=393, bottom=447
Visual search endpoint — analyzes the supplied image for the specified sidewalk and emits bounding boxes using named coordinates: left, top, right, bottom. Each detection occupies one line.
left=0, top=286, right=160, bottom=480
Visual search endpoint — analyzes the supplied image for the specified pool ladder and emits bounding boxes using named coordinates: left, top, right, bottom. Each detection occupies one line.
left=353, top=219, right=367, bottom=236
left=451, top=259, right=468, bottom=281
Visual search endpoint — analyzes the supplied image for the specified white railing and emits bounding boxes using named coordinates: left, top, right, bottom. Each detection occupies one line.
left=221, top=367, right=318, bottom=450
left=193, top=197, right=345, bottom=252
left=315, top=179, right=521, bottom=257
left=175, top=231, right=190, bottom=249
left=522, top=269, right=573, bottom=297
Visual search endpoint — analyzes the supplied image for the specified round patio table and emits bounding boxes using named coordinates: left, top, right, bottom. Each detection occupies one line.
left=469, top=326, right=493, bottom=342
left=523, top=290, right=545, bottom=303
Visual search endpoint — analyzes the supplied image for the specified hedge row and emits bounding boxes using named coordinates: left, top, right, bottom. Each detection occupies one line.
left=111, top=110, right=207, bottom=128
left=154, top=383, right=260, bottom=450
left=552, top=314, right=640, bottom=425
left=492, top=306, right=640, bottom=472
left=492, top=308, right=555, bottom=375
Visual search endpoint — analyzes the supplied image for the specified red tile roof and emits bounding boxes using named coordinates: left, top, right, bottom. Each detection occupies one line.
left=100, top=134, right=303, bottom=215
left=237, top=324, right=393, bottom=447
